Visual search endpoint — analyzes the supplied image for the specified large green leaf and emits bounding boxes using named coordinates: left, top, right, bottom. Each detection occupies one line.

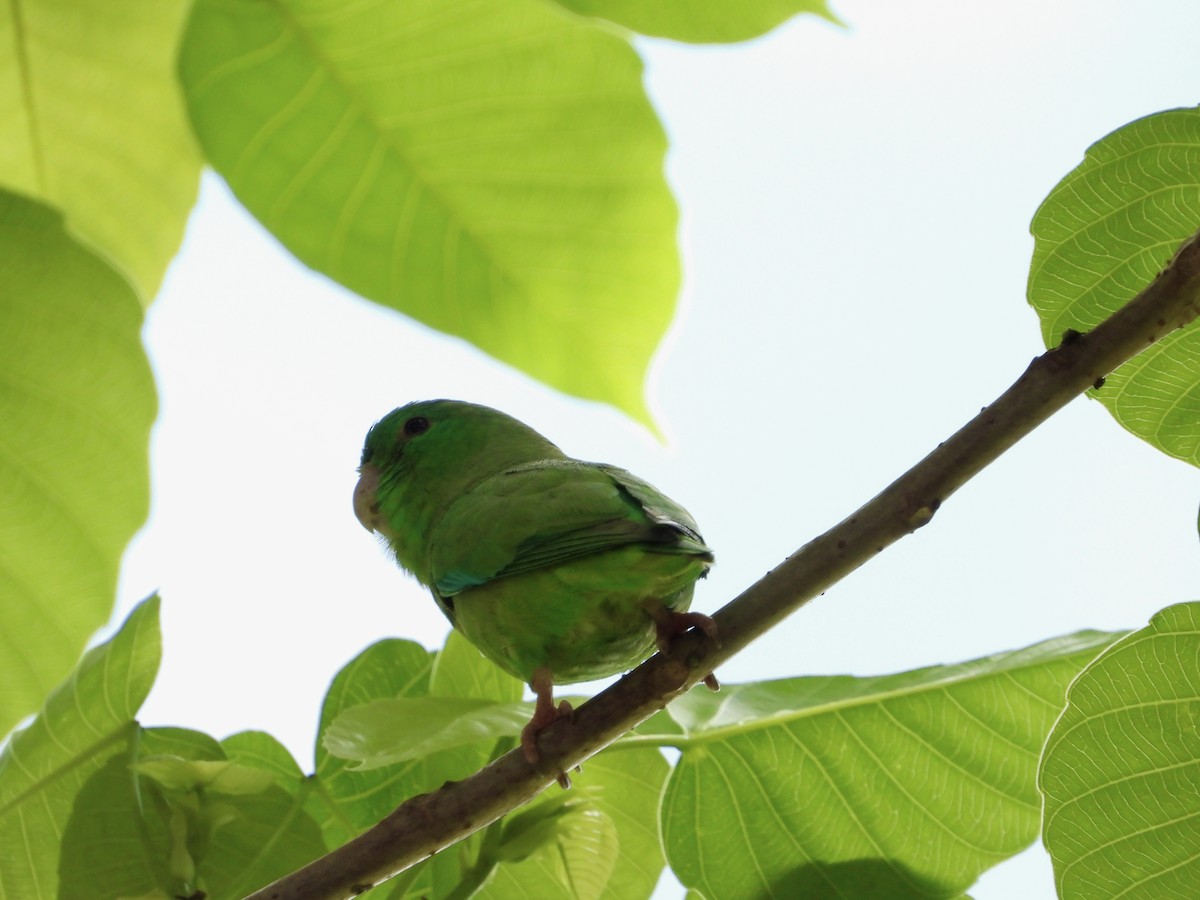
left=585, top=748, right=669, bottom=900
left=58, top=728, right=226, bottom=900
left=1028, top=107, right=1200, bottom=466
left=222, top=729, right=311, bottom=785
left=179, top=0, right=678, bottom=424
left=314, top=634, right=528, bottom=896
left=656, top=631, right=1119, bottom=900
left=484, top=797, right=619, bottom=900
left=313, top=639, right=439, bottom=844
left=447, top=746, right=668, bottom=900
left=61, top=726, right=327, bottom=900
left=0, top=191, right=157, bottom=739
left=1040, top=602, right=1200, bottom=899
left=431, top=628, right=524, bottom=705
left=0, top=0, right=200, bottom=300
left=188, top=755, right=327, bottom=897
left=315, top=631, right=667, bottom=899
left=0, top=597, right=160, bottom=900
left=327, top=629, right=529, bottom=769
left=553, top=0, right=839, bottom=43
left=324, top=696, right=533, bottom=768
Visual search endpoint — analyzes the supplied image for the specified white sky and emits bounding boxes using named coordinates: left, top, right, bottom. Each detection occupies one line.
left=116, top=0, right=1200, bottom=896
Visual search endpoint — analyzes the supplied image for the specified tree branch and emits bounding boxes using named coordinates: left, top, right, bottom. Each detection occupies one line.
left=249, top=228, right=1200, bottom=900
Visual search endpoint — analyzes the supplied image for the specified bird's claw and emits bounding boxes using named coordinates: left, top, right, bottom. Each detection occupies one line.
left=521, top=699, right=574, bottom=764
left=523, top=667, right=575, bottom=787
left=649, top=608, right=720, bottom=692
left=652, top=609, right=720, bottom=654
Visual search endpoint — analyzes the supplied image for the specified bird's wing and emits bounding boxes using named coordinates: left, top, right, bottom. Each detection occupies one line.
left=428, top=459, right=711, bottom=597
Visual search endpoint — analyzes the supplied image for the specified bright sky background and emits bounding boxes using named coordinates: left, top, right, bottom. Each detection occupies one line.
left=115, top=1, right=1200, bottom=896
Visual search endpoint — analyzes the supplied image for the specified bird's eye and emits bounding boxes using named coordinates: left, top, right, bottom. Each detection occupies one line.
left=404, top=416, right=430, bottom=436
left=360, top=446, right=374, bottom=466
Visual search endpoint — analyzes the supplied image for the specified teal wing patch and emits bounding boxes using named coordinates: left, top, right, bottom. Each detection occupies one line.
left=428, top=460, right=711, bottom=597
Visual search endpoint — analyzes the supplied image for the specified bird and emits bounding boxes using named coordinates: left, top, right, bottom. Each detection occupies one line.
left=353, top=399, right=715, bottom=767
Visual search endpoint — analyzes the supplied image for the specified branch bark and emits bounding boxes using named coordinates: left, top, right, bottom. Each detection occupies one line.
left=249, top=228, right=1200, bottom=900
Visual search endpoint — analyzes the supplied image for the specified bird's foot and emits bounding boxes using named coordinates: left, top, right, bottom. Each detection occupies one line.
left=652, top=609, right=720, bottom=654
left=523, top=667, right=574, bottom=788
left=519, top=698, right=573, bottom=764
left=649, top=608, right=721, bottom=692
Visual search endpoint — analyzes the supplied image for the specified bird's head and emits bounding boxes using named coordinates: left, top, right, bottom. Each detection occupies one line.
left=353, top=400, right=565, bottom=572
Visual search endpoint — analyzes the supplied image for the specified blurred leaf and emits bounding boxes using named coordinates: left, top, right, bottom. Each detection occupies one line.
left=60, top=728, right=224, bottom=900
left=424, top=634, right=529, bottom=896
left=1041, top=602, right=1200, bottom=899
left=469, top=746, right=667, bottom=900
left=221, top=729, right=335, bottom=868
left=0, top=191, right=157, bottom=739
left=551, top=805, right=619, bottom=899
left=494, top=794, right=584, bottom=862
left=0, top=598, right=160, bottom=899
left=313, top=639, right=437, bottom=843
left=324, top=696, right=532, bottom=769
left=630, top=705, right=685, bottom=738
left=135, top=756, right=275, bottom=795
left=222, top=730, right=309, bottom=783
left=1028, top=106, right=1200, bottom=466
left=585, top=748, right=669, bottom=900
left=487, top=802, right=618, bottom=900
left=553, top=0, right=839, bottom=43
left=196, top=762, right=326, bottom=898
left=60, top=746, right=177, bottom=899
left=179, top=0, right=678, bottom=425
left=313, top=633, right=668, bottom=898
left=313, top=637, right=505, bottom=895
left=660, top=631, right=1120, bottom=899
left=63, top=725, right=325, bottom=900
left=0, top=0, right=200, bottom=300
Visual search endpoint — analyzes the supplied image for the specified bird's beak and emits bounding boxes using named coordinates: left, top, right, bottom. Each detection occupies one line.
left=353, top=463, right=383, bottom=533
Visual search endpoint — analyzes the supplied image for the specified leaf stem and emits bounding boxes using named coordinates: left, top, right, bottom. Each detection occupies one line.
left=246, top=228, right=1200, bottom=900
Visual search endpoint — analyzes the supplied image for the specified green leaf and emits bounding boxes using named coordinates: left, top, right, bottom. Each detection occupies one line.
left=60, top=728, right=224, bottom=900
left=0, top=1, right=200, bottom=300
left=323, top=696, right=532, bottom=769
left=1028, top=106, right=1200, bottom=467
left=431, top=628, right=524, bottom=704
left=0, top=191, right=157, bottom=739
left=313, top=639, right=437, bottom=841
left=0, top=597, right=161, bottom=900
left=313, top=636, right=669, bottom=899
left=60, top=742, right=179, bottom=899
left=552, top=0, right=840, bottom=43
left=313, top=637, right=507, bottom=895
left=222, top=730, right=309, bottom=784
left=1041, top=602, right=1200, bottom=899
left=585, top=748, right=669, bottom=900
left=493, top=795, right=583, bottom=863
left=472, top=746, right=668, bottom=900
left=660, top=631, right=1119, bottom=900
left=135, top=756, right=276, bottom=796
left=487, top=801, right=619, bottom=900
left=62, top=725, right=326, bottom=900
left=179, top=0, right=678, bottom=425
left=221, top=730, right=336, bottom=864
left=196, top=765, right=327, bottom=898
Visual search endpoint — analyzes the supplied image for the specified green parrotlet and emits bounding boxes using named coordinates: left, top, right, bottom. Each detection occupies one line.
left=353, top=399, right=715, bottom=763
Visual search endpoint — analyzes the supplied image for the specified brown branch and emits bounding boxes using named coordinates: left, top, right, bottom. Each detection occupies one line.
left=249, top=228, right=1200, bottom=900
